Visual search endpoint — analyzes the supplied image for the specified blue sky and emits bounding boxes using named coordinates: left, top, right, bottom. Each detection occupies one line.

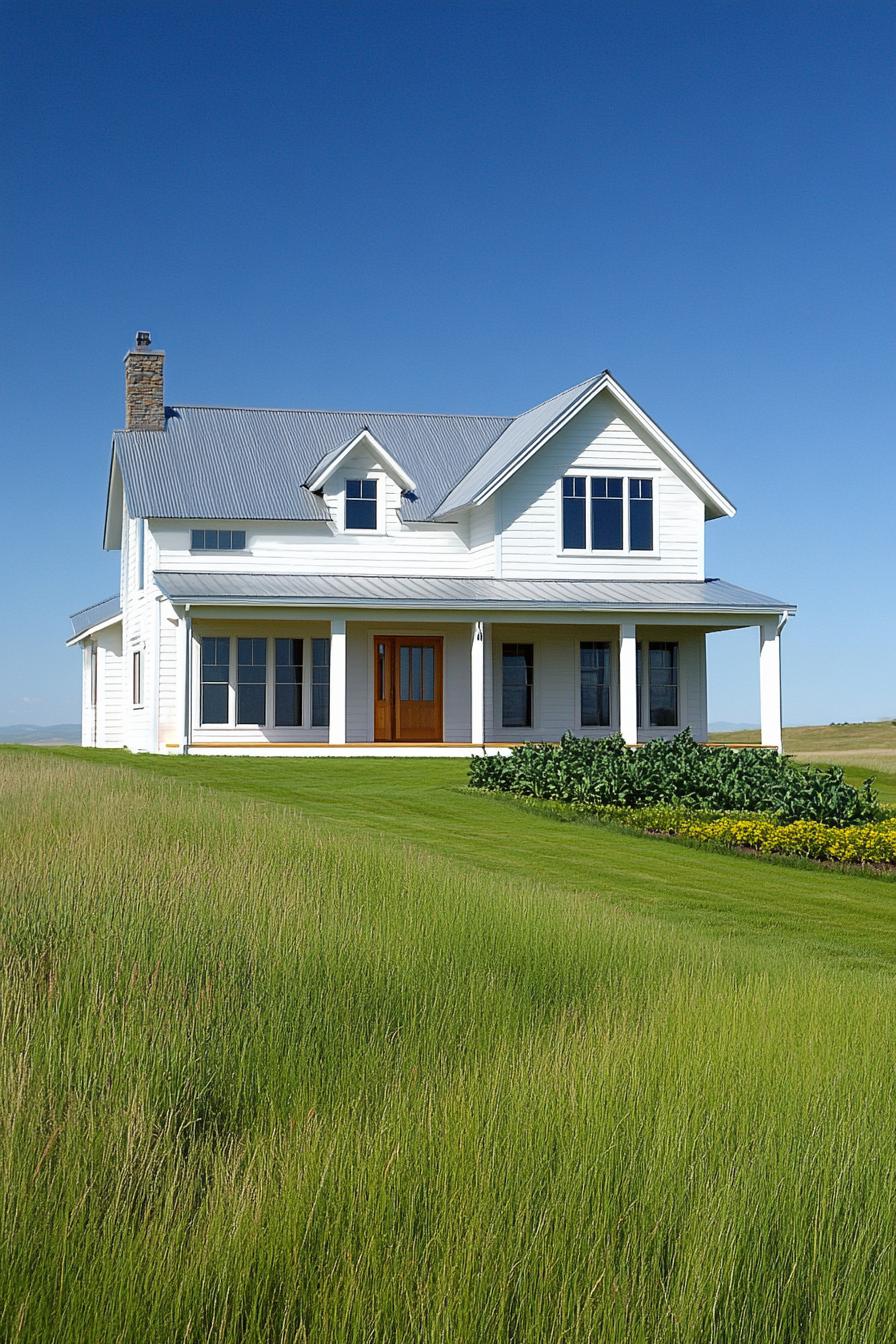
left=2, top=0, right=894, bottom=726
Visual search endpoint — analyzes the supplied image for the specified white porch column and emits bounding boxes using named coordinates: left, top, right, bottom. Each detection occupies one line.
left=759, top=616, right=783, bottom=752
left=619, top=621, right=638, bottom=747
left=329, top=616, right=347, bottom=745
left=471, top=620, right=485, bottom=745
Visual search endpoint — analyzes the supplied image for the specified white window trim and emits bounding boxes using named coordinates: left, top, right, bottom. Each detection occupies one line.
left=341, top=472, right=386, bottom=535
left=557, top=472, right=660, bottom=558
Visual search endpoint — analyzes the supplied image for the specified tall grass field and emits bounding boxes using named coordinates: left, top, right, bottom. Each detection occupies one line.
left=3, top=749, right=896, bottom=1341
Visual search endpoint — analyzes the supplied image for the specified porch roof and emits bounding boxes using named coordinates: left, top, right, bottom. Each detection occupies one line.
left=154, top=572, right=795, bottom=615
left=67, top=595, right=122, bottom=643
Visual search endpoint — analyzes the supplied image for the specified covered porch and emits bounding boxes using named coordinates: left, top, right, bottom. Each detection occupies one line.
left=155, top=573, right=794, bottom=757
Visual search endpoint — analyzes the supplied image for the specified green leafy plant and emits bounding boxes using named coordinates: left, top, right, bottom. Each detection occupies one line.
left=469, top=731, right=879, bottom=826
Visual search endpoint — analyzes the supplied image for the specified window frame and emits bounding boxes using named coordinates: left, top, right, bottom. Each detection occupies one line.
left=501, top=642, right=535, bottom=731
left=558, top=473, right=659, bottom=557
left=577, top=639, right=613, bottom=729
left=274, top=637, right=304, bottom=729
left=343, top=476, right=381, bottom=533
left=646, top=640, right=679, bottom=729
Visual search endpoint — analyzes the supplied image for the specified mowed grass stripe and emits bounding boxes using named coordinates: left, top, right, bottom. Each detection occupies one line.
left=3, top=752, right=896, bottom=1341
left=16, top=744, right=896, bottom=970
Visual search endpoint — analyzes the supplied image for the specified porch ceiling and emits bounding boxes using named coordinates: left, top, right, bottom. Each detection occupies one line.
left=154, top=571, right=795, bottom=616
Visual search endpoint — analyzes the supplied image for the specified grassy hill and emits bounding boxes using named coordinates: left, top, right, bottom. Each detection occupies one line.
left=712, top=718, right=896, bottom=804
left=3, top=746, right=896, bottom=1340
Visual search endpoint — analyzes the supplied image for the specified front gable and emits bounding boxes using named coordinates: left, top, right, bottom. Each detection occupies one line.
left=492, top=387, right=713, bottom=582
left=435, top=373, right=734, bottom=523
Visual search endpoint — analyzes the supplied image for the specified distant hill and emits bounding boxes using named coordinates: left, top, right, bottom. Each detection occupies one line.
left=0, top=724, right=80, bottom=745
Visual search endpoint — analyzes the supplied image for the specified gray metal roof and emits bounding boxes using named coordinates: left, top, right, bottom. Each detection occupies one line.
left=68, top=595, right=121, bottom=638
left=113, top=406, right=512, bottom=524
left=154, top=572, right=794, bottom=614
left=433, top=375, right=601, bottom=515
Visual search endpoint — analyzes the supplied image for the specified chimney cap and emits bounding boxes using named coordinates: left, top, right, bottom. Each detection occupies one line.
left=135, top=330, right=152, bottom=348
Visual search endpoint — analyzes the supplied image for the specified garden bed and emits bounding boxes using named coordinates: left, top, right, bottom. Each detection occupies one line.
left=470, top=732, right=894, bottom=867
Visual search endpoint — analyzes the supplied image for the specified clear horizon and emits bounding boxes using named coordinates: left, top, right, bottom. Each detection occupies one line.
left=3, top=1, right=894, bottom=726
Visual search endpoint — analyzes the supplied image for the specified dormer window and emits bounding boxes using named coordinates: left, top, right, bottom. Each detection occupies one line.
left=561, top=476, right=656, bottom=554
left=345, top=479, right=377, bottom=530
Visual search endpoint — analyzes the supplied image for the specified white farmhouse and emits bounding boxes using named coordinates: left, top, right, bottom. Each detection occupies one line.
left=69, top=335, right=794, bottom=755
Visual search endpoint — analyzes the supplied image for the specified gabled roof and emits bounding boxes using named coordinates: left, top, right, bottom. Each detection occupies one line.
left=67, top=595, right=122, bottom=644
left=104, top=372, right=735, bottom=543
left=433, top=372, right=735, bottom=520
left=304, top=428, right=416, bottom=494
left=154, top=572, right=794, bottom=614
left=106, top=405, right=511, bottom=544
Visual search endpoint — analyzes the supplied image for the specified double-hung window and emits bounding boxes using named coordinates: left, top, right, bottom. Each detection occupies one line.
left=237, top=638, right=267, bottom=726
left=580, top=642, right=611, bottom=727
left=502, top=643, right=533, bottom=729
left=345, top=479, right=377, bottom=530
left=647, top=642, right=678, bottom=727
left=561, top=477, right=586, bottom=549
left=561, top=475, right=655, bottom=553
left=629, top=479, right=653, bottom=551
left=201, top=637, right=230, bottom=724
left=274, top=639, right=302, bottom=727
left=591, top=477, right=624, bottom=550
left=311, top=638, right=330, bottom=727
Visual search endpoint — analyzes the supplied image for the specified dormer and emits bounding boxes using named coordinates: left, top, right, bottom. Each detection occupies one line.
left=305, top=429, right=417, bottom=535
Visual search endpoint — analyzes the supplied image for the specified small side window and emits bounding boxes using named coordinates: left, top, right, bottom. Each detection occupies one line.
left=132, top=650, right=142, bottom=707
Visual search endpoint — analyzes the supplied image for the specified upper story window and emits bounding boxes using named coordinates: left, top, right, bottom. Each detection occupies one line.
left=345, top=479, right=378, bottom=530
left=191, top=528, right=246, bottom=551
left=561, top=476, right=655, bottom=553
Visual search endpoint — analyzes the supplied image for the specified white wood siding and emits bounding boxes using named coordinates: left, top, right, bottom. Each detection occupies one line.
left=496, top=390, right=706, bottom=581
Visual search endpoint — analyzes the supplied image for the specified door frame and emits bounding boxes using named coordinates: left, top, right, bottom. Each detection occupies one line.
left=372, top=633, right=444, bottom=742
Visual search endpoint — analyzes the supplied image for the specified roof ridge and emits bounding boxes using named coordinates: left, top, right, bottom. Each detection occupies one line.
left=167, top=403, right=514, bottom=421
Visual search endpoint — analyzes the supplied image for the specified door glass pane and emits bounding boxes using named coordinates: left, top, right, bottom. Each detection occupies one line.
left=422, top=646, right=434, bottom=700
left=412, top=646, right=422, bottom=700
left=377, top=642, right=386, bottom=700
left=400, top=646, right=409, bottom=700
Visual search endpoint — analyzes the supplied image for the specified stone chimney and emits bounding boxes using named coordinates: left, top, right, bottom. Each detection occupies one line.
left=124, top=331, right=165, bottom=431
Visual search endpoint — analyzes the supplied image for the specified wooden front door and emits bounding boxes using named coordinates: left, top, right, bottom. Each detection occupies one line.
left=374, top=636, right=443, bottom=742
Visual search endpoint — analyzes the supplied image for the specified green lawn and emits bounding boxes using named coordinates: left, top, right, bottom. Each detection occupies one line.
left=16, top=742, right=896, bottom=967
left=5, top=746, right=896, bottom=1341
